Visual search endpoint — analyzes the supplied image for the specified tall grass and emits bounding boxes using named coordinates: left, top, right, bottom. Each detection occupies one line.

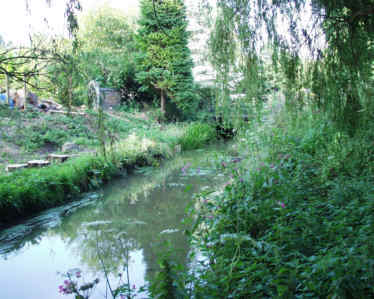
left=179, top=122, right=217, bottom=150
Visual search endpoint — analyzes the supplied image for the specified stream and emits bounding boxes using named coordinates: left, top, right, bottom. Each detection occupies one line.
left=0, top=145, right=229, bottom=299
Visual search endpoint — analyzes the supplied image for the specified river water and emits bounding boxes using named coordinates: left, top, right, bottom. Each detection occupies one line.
left=0, top=146, right=229, bottom=299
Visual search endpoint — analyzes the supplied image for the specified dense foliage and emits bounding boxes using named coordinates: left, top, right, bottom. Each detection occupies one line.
left=78, top=6, right=153, bottom=105
left=136, top=0, right=196, bottom=118
left=188, top=111, right=374, bottom=298
left=42, top=7, right=153, bottom=107
left=206, top=0, right=374, bottom=132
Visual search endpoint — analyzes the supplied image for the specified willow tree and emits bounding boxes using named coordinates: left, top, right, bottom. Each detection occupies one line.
left=136, top=0, right=195, bottom=118
left=205, top=0, right=374, bottom=132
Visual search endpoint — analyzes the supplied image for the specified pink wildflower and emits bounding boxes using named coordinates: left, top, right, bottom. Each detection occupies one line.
left=58, top=285, right=64, bottom=293
left=278, top=201, right=286, bottom=208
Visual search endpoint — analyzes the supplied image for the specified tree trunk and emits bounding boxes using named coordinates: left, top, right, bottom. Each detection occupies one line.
left=23, top=75, right=27, bottom=110
left=6, top=74, right=10, bottom=105
left=160, top=89, right=166, bottom=116
left=68, top=74, right=73, bottom=114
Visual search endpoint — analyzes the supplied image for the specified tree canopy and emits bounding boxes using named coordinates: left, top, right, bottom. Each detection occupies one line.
left=205, top=0, right=374, bottom=132
left=136, top=0, right=196, bottom=118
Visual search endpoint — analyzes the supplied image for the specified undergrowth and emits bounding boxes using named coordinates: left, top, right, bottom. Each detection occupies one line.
left=155, top=109, right=374, bottom=298
left=0, top=106, right=97, bottom=151
left=179, top=122, right=216, bottom=150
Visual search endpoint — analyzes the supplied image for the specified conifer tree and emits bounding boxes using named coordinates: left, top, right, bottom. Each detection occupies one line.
left=136, top=0, right=195, bottom=118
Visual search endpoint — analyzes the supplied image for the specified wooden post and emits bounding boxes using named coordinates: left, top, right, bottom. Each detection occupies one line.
left=6, top=164, right=28, bottom=172
left=47, top=154, right=71, bottom=163
left=160, top=89, right=165, bottom=116
left=6, top=73, right=10, bottom=105
left=24, top=75, right=27, bottom=110
left=68, top=74, right=73, bottom=113
left=27, top=160, right=50, bottom=168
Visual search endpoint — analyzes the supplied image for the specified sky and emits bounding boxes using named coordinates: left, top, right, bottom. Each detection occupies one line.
left=0, top=0, right=140, bottom=45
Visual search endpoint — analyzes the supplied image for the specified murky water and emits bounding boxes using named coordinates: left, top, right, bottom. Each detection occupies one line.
left=0, top=146, right=228, bottom=299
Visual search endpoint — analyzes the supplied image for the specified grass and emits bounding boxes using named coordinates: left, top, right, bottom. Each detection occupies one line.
left=0, top=105, right=184, bottom=170
left=0, top=106, right=96, bottom=151
left=179, top=122, right=217, bottom=150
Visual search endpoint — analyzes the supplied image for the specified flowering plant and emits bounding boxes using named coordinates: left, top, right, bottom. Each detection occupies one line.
left=58, top=269, right=99, bottom=299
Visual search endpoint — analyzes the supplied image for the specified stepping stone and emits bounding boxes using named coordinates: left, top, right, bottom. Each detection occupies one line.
left=27, top=160, right=50, bottom=168
left=48, top=154, right=71, bottom=163
left=6, top=164, right=28, bottom=172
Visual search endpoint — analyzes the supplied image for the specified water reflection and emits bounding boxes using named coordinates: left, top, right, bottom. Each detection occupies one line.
left=0, top=147, right=227, bottom=299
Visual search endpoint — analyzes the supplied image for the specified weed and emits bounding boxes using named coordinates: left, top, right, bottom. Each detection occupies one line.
left=179, top=122, right=217, bottom=150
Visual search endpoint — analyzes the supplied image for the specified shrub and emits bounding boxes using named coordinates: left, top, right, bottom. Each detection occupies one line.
left=179, top=122, right=217, bottom=150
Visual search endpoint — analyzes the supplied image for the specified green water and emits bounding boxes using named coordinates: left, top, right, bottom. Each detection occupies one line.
left=0, top=145, right=229, bottom=299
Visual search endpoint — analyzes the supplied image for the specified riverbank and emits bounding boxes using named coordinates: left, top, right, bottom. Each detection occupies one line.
left=0, top=105, right=171, bottom=172
left=154, top=108, right=374, bottom=298
left=0, top=118, right=217, bottom=227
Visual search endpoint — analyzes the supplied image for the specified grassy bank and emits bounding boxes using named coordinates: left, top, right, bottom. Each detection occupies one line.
left=157, top=109, right=374, bottom=298
left=0, top=120, right=217, bottom=228
left=0, top=105, right=184, bottom=171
